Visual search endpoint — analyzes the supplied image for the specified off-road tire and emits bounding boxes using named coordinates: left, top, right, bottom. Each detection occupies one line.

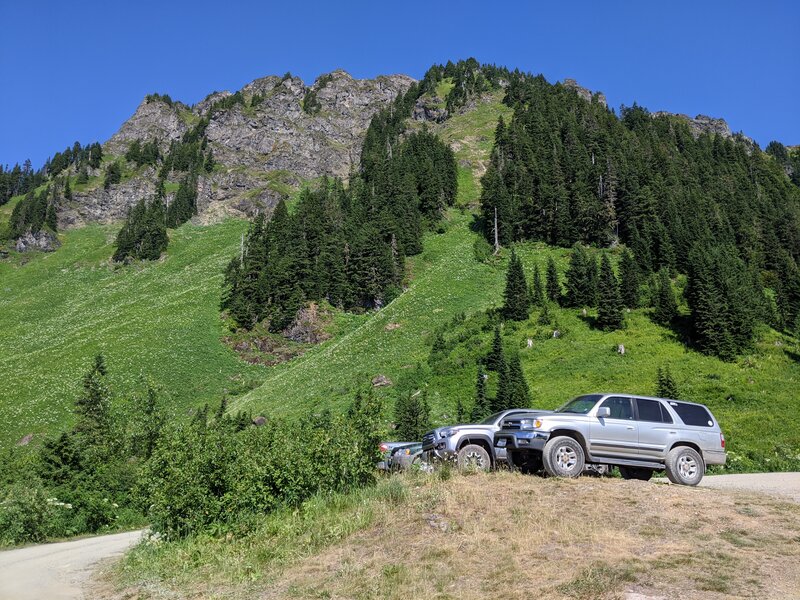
left=457, top=444, right=491, bottom=472
left=542, top=436, right=585, bottom=478
left=665, top=446, right=705, bottom=486
left=619, top=466, right=654, bottom=481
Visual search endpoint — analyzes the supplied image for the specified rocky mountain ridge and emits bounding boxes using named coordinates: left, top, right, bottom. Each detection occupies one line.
left=60, top=70, right=415, bottom=228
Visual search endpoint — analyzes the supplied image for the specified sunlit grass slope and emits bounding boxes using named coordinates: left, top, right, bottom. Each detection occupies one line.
left=0, top=219, right=264, bottom=445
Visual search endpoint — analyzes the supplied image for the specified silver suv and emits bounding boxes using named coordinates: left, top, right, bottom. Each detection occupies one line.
left=422, top=409, right=541, bottom=470
left=495, top=393, right=727, bottom=485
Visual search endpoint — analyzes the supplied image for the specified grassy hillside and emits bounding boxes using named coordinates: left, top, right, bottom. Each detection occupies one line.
left=0, top=218, right=265, bottom=446
left=109, top=472, right=800, bottom=599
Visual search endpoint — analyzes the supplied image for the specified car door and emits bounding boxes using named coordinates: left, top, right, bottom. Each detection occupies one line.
left=635, top=398, right=675, bottom=460
left=589, top=396, right=638, bottom=458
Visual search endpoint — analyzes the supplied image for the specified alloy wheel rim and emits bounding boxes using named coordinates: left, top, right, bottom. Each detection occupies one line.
left=677, top=454, right=698, bottom=479
left=555, top=445, right=578, bottom=471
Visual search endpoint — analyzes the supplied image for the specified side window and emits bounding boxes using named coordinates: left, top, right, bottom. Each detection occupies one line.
left=669, top=402, right=714, bottom=427
left=600, top=396, right=634, bottom=420
left=636, top=398, right=664, bottom=422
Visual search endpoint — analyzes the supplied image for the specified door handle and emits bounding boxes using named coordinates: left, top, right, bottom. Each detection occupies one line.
left=626, top=426, right=635, bottom=430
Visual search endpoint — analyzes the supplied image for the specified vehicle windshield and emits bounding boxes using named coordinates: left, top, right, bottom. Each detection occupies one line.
left=556, top=394, right=603, bottom=414
left=479, top=411, right=508, bottom=425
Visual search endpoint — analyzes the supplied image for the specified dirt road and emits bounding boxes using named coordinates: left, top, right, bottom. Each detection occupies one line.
left=698, top=471, right=800, bottom=502
left=0, top=529, right=142, bottom=600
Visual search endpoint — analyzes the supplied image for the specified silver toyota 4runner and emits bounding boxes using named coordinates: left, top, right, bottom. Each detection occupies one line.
left=422, top=409, right=541, bottom=470
left=495, top=393, right=727, bottom=485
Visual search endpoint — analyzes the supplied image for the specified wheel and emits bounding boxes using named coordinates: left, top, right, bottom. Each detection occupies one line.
left=457, top=444, right=491, bottom=471
left=665, top=446, right=705, bottom=486
left=542, top=436, right=585, bottom=478
left=619, top=466, right=654, bottom=481
left=507, top=451, right=542, bottom=474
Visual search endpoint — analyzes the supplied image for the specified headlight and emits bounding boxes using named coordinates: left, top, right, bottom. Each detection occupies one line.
left=519, top=418, right=543, bottom=430
left=440, top=429, right=457, bottom=438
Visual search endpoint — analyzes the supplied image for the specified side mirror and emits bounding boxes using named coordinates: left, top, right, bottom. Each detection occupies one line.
left=596, top=407, right=610, bottom=418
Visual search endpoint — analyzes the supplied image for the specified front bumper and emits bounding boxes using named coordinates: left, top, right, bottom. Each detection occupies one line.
left=495, top=431, right=550, bottom=452
left=703, top=449, right=728, bottom=466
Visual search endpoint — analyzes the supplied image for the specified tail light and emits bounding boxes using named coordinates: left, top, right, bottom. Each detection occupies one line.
left=379, top=443, right=389, bottom=453
left=720, top=433, right=725, bottom=449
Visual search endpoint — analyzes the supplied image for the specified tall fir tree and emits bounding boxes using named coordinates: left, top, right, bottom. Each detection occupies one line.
left=471, top=366, right=491, bottom=421
left=656, top=366, right=680, bottom=399
left=394, top=390, right=431, bottom=440
left=74, top=355, right=113, bottom=446
left=596, top=253, right=624, bottom=330
left=503, top=352, right=531, bottom=409
left=546, top=256, right=561, bottom=304
left=502, top=249, right=530, bottom=320
left=652, top=268, right=678, bottom=325
left=619, top=248, right=640, bottom=308
left=485, top=326, right=505, bottom=372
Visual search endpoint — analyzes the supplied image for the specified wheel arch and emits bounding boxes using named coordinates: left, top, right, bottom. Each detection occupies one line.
left=457, top=436, right=494, bottom=458
left=548, top=429, right=588, bottom=454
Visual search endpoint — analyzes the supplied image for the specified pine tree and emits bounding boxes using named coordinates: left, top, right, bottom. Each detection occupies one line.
left=492, top=362, right=509, bottom=412
left=565, top=244, right=594, bottom=307
left=74, top=355, right=112, bottom=445
left=502, top=249, right=530, bottom=321
left=64, top=177, right=72, bottom=200
left=596, top=253, right=624, bottom=330
left=652, top=268, right=677, bottom=325
left=503, top=352, right=531, bottom=409
left=619, top=248, right=640, bottom=308
left=471, top=366, right=491, bottom=421
left=531, top=263, right=544, bottom=306
left=485, top=326, right=505, bottom=372
left=395, top=390, right=430, bottom=440
left=104, top=162, right=121, bottom=189
left=656, top=366, right=680, bottom=399
left=546, top=256, right=561, bottom=304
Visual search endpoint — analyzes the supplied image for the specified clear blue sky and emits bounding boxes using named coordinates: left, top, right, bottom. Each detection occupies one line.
left=1, top=0, right=798, bottom=169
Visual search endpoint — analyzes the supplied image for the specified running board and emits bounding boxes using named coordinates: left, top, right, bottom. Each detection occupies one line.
left=587, top=455, right=664, bottom=470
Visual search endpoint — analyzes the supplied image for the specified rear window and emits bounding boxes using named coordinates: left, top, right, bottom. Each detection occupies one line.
left=669, top=401, right=714, bottom=427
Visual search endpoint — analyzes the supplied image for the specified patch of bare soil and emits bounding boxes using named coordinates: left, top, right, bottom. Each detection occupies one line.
left=266, top=474, right=800, bottom=600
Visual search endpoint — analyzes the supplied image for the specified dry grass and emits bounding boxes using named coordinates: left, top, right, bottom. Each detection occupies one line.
left=101, top=472, right=800, bottom=600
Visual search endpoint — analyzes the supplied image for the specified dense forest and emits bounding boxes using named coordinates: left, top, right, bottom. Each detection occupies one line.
left=479, top=72, right=800, bottom=358
left=222, top=87, right=458, bottom=331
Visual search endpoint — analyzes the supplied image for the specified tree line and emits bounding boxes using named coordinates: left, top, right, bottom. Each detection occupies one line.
left=479, top=70, right=800, bottom=358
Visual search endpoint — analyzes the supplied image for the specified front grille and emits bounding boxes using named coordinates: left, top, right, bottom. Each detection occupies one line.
left=502, top=420, right=522, bottom=430
left=422, top=432, right=436, bottom=447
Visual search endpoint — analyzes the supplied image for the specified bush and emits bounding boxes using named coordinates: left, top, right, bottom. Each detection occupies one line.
left=137, top=393, right=382, bottom=539
left=0, top=482, right=70, bottom=546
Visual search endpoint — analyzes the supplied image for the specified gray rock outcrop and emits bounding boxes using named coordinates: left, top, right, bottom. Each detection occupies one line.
left=563, top=78, right=607, bottom=107
left=15, top=230, right=61, bottom=252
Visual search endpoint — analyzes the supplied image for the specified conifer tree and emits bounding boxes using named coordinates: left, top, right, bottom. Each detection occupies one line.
left=546, top=256, right=561, bottom=304
left=104, top=162, right=121, bottom=189
left=395, top=390, right=430, bottom=440
left=502, top=249, right=530, bottom=321
left=485, top=326, right=505, bottom=372
left=619, top=248, right=640, bottom=308
left=503, top=352, right=531, bottom=409
left=492, top=362, right=509, bottom=413
left=531, top=263, right=544, bottom=306
left=656, top=366, right=680, bottom=399
left=565, top=244, right=597, bottom=307
left=64, top=177, right=72, bottom=200
left=471, top=366, right=491, bottom=421
left=652, top=268, right=677, bottom=325
left=596, top=253, right=624, bottom=330
left=74, top=355, right=113, bottom=446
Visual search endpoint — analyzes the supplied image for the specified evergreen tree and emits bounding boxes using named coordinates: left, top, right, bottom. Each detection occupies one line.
left=64, top=177, right=72, bottom=200
left=394, top=390, right=431, bottom=440
left=74, top=355, right=112, bottom=445
left=652, top=268, right=677, bottom=325
left=546, top=256, right=561, bottom=304
left=656, top=366, right=680, bottom=399
left=596, top=253, right=624, bottom=330
left=502, top=249, right=530, bottom=320
left=503, top=352, right=531, bottom=409
left=564, top=244, right=597, bottom=307
left=471, top=366, right=490, bottom=421
left=619, top=248, right=640, bottom=308
left=531, top=263, right=544, bottom=306
left=492, top=362, right=509, bottom=413
left=485, top=326, right=505, bottom=372
left=104, top=162, right=121, bottom=189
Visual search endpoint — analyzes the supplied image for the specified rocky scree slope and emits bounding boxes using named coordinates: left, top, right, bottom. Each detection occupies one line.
left=59, top=70, right=414, bottom=228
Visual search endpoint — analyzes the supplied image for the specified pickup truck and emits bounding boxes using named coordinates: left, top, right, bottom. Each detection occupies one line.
left=495, top=393, right=726, bottom=485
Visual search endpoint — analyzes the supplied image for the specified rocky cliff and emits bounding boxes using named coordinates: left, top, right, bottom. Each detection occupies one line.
left=61, top=70, right=414, bottom=228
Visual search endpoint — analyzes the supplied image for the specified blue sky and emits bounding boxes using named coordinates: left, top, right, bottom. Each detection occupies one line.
left=1, top=0, right=798, bottom=168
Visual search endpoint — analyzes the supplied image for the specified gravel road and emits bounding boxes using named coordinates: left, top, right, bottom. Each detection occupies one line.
left=0, top=529, right=143, bottom=600
left=698, top=472, right=800, bottom=503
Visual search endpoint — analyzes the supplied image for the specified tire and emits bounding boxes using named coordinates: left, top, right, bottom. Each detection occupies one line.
left=665, top=446, right=705, bottom=486
left=457, top=444, right=491, bottom=472
left=619, top=466, right=654, bottom=481
left=542, top=436, right=585, bottom=478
